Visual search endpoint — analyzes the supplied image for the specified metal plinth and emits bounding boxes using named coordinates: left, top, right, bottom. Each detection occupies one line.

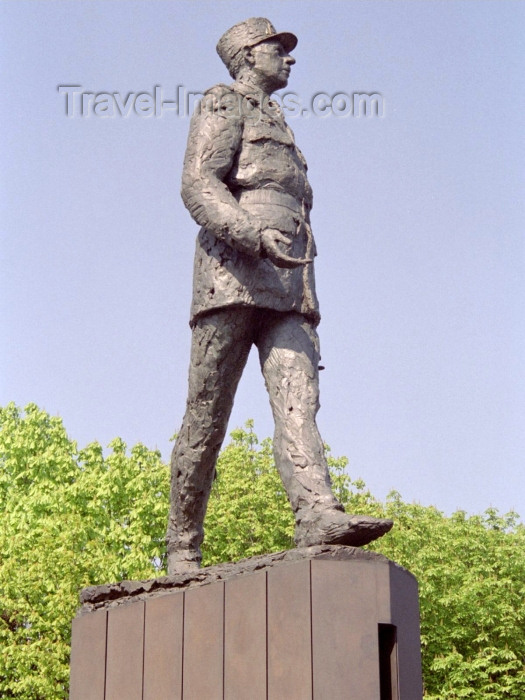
left=70, top=554, right=422, bottom=699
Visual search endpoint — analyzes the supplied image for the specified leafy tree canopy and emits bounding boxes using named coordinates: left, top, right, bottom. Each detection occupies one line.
left=0, top=403, right=167, bottom=699
left=0, top=404, right=523, bottom=698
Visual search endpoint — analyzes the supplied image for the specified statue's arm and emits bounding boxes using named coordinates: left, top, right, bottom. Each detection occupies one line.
left=181, top=93, right=261, bottom=257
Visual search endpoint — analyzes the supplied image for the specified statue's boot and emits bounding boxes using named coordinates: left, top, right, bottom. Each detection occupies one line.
left=167, top=547, right=202, bottom=576
left=294, top=507, right=393, bottom=548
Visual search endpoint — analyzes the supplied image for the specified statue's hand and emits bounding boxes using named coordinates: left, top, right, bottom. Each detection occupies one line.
left=261, top=228, right=312, bottom=269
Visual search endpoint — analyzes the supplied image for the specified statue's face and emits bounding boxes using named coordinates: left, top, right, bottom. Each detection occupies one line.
left=249, top=39, right=295, bottom=91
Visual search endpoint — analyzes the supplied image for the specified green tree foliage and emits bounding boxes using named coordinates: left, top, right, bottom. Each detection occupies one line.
left=377, top=498, right=525, bottom=699
left=0, top=403, right=168, bottom=699
left=1, top=405, right=524, bottom=698
left=201, top=420, right=360, bottom=566
left=205, top=425, right=525, bottom=698
left=202, top=421, right=294, bottom=564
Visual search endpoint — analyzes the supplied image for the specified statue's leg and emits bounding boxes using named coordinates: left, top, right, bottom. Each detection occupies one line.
left=167, top=308, right=254, bottom=573
left=258, top=311, right=393, bottom=548
left=257, top=311, right=340, bottom=514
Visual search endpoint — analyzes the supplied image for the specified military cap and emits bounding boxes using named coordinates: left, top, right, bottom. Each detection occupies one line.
left=216, top=17, right=298, bottom=71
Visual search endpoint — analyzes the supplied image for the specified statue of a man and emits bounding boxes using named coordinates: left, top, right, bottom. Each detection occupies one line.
left=166, top=18, right=392, bottom=574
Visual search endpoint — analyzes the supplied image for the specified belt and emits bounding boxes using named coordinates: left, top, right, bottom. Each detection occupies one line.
left=235, top=188, right=311, bottom=217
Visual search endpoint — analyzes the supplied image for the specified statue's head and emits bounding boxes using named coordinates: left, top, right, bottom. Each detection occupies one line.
left=217, top=17, right=297, bottom=87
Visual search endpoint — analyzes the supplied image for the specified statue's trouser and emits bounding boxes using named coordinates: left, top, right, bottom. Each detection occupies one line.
left=166, top=306, right=342, bottom=563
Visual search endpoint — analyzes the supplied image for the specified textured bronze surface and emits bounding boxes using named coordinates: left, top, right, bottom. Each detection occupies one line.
left=79, top=544, right=394, bottom=611
left=166, top=17, right=392, bottom=573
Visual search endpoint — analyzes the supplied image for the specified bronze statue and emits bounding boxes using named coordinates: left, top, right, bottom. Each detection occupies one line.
left=166, top=18, right=392, bottom=574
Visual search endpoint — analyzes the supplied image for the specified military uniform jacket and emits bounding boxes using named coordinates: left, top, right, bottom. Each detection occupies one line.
left=181, top=80, right=320, bottom=326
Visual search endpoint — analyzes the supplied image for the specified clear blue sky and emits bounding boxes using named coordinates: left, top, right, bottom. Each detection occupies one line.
left=1, top=0, right=524, bottom=519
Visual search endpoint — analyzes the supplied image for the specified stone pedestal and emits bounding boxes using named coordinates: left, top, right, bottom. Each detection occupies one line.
left=70, top=546, right=422, bottom=699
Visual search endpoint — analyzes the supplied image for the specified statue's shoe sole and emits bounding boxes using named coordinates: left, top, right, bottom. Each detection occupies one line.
left=295, top=515, right=393, bottom=548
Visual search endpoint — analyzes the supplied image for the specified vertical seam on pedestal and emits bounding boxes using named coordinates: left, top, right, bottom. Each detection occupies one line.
left=181, top=592, right=185, bottom=700
left=141, top=602, right=146, bottom=700
left=309, top=561, right=314, bottom=700
left=103, top=610, right=108, bottom=700
left=222, top=582, right=226, bottom=700
left=265, top=571, right=269, bottom=700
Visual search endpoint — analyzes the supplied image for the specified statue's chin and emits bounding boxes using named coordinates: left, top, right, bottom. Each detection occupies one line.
left=270, top=76, right=289, bottom=92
